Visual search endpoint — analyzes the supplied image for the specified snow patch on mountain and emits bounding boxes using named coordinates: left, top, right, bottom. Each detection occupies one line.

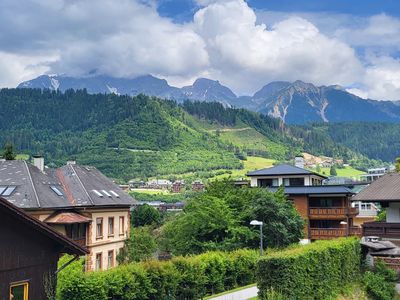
left=50, top=78, right=60, bottom=90
left=106, top=84, right=119, bottom=95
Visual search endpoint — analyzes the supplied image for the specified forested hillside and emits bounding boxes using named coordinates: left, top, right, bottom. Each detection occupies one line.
left=306, top=123, right=400, bottom=162
left=0, top=88, right=394, bottom=182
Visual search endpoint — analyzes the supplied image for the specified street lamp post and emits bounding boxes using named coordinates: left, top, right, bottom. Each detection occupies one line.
left=250, top=220, right=264, bottom=256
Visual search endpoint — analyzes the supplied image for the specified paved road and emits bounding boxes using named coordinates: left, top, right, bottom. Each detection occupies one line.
left=208, top=286, right=259, bottom=300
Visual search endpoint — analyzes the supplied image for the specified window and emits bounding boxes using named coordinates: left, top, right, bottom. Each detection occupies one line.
left=257, top=179, right=273, bottom=187
left=361, top=203, right=372, bottom=210
left=66, top=223, right=86, bottom=240
left=50, top=186, right=63, bottom=196
left=108, top=250, right=114, bottom=269
left=95, top=253, right=102, bottom=271
left=119, top=216, right=125, bottom=236
left=96, top=218, right=103, bottom=238
left=110, top=190, right=119, bottom=197
left=92, top=190, right=103, bottom=197
left=108, top=217, right=114, bottom=236
left=10, top=281, right=29, bottom=300
left=283, top=178, right=305, bottom=186
left=1, top=186, right=16, bottom=196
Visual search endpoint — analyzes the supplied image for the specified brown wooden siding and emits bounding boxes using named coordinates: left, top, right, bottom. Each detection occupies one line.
left=0, top=210, right=61, bottom=299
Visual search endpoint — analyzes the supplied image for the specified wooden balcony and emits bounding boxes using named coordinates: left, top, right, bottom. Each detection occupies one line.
left=310, top=227, right=361, bottom=240
left=363, top=222, right=400, bottom=238
left=309, top=207, right=358, bottom=219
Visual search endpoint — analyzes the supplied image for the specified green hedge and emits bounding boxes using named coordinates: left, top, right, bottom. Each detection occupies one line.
left=256, top=238, right=361, bottom=300
left=58, top=249, right=259, bottom=300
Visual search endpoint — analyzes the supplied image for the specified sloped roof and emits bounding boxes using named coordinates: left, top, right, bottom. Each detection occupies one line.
left=57, top=164, right=134, bottom=207
left=0, top=197, right=88, bottom=255
left=247, top=164, right=327, bottom=178
left=44, top=211, right=92, bottom=224
left=268, top=185, right=354, bottom=195
left=352, top=173, right=400, bottom=202
left=0, top=160, right=134, bottom=209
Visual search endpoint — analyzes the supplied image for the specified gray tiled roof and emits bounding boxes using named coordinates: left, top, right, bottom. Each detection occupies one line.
left=247, top=164, right=327, bottom=178
left=268, top=185, right=354, bottom=195
left=0, top=160, right=134, bottom=209
left=352, top=173, right=400, bottom=202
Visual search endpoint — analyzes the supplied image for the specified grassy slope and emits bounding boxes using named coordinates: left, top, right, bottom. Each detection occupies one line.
left=310, top=166, right=365, bottom=179
left=186, top=115, right=289, bottom=160
left=212, top=156, right=275, bottom=180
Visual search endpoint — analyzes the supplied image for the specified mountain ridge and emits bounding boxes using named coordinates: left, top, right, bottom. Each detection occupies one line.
left=18, top=74, right=400, bottom=124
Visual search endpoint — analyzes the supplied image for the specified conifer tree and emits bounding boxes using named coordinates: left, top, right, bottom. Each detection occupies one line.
left=3, top=143, right=16, bottom=160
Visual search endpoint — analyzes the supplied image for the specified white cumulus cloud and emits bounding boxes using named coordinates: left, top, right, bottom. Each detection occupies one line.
left=193, top=0, right=363, bottom=94
left=0, top=0, right=400, bottom=100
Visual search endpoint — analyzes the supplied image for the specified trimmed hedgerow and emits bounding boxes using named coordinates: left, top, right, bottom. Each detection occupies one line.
left=57, top=249, right=259, bottom=300
left=256, top=238, right=361, bottom=300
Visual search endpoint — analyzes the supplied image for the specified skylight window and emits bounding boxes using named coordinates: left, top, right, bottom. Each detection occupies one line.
left=2, top=186, right=16, bottom=196
left=101, top=190, right=112, bottom=197
left=0, top=186, right=6, bottom=195
left=50, top=186, right=63, bottom=196
left=109, top=190, right=119, bottom=198
left=93, top=189, right=103, bottom=197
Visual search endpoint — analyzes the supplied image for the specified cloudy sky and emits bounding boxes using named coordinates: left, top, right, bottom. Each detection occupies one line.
left=1, top=0, right=400, bottom=100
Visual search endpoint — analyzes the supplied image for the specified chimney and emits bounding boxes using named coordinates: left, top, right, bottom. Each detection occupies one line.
left=294, top=156, right=304, bottom=169
left=33, top=155, right=44, bottom=172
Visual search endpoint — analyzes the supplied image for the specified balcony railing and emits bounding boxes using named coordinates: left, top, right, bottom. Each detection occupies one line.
left=363, top=222, right=400, bottom=238
left=309, top=207, right=358, bottom=218
left=310, top=227, right=361, bottom=240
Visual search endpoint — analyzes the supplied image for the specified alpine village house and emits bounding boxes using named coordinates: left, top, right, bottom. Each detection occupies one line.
left=0, top=157, right=134, bottom=272
left=247, top=164, right=360, bottom=242
left=353, top=173, right=400, bottom=242
left=0, top=196, right=88, bottom=299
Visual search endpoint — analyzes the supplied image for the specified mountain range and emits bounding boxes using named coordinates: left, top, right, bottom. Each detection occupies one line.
left=18, top=74, right=400, bottom=124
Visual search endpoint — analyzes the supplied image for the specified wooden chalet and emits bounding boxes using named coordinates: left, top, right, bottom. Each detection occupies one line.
left=0, top=197, right=87, bottom=299
left=248, top=164, right=361, bottom=241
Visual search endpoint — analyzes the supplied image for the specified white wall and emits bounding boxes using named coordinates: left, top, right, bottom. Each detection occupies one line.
left=387, top=202, right=400, bottom=223
left=249, top=175, right=322, bottom=187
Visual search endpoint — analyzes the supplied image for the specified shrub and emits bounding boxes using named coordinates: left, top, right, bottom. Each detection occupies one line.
left=256, top=238, right=361, bottom=300
left=363, top=260, right=397, bottom=300
left=58, top=249, right=258, bottom=300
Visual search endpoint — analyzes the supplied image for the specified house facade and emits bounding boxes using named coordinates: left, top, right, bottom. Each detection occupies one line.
left=0, top=158, right=134, bottom=271
left=353, top=173, right=400, bottom=242
left=0, top=197, right=87, bottom=299
left=248, top=164, right=360, bottom=241
left=352, top=201, right=379, bottom=227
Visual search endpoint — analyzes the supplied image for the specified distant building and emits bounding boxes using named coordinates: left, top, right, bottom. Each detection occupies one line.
left=294, top=156, right=305, bottom=169
left=147, top=179, right=172, bottom=190
left=323, top=176, right=356, bottom=185
left=172, top=180, right=185, bottom=193
left=118, top=184, right=130, bottom=191
left=360, top=167, right=392, bottom=182
left=0, top=158, right=134, bottom=271
left=132, top=201, right=185, bottom=212
left=0, top=197, right=87, bottom=299
left=247, top=164, right=360, bottom=242
left=192, top=180, right=205, bottom=192
left=129, top=180, right=145, bottom=189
